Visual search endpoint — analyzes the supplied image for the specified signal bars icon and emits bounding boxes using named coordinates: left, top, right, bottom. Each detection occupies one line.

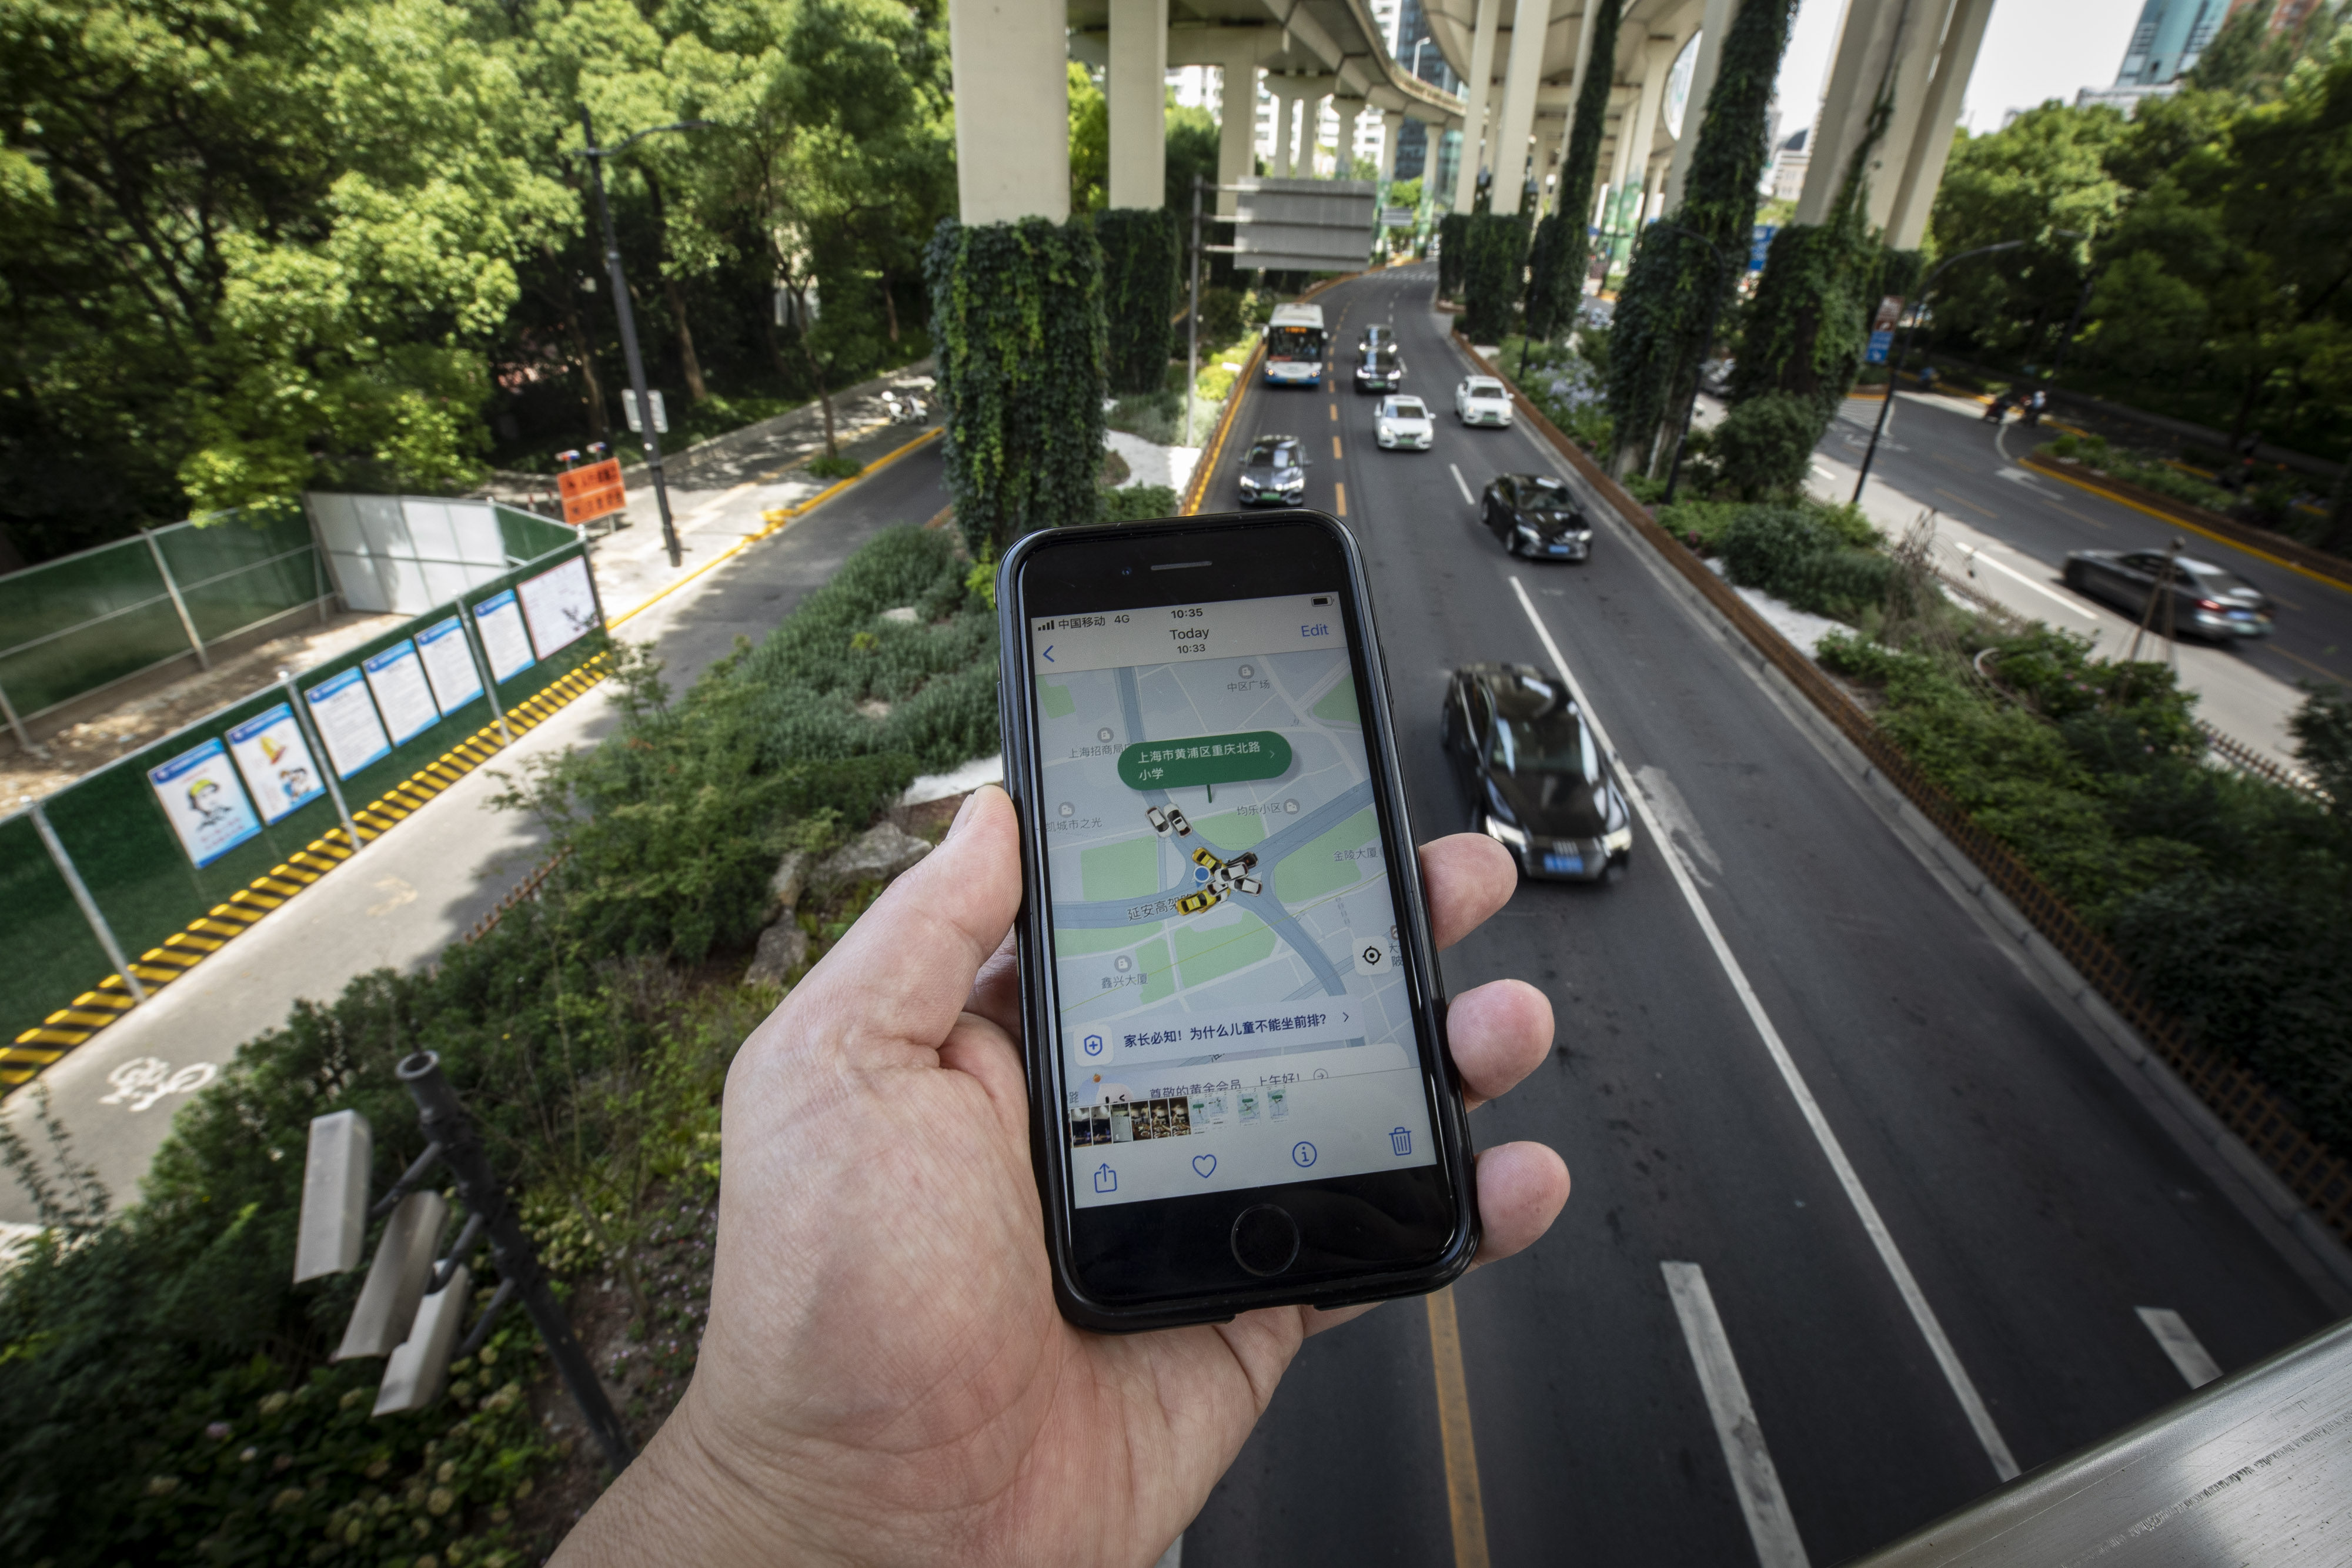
left=293, top=1051, right=634, bottom=1471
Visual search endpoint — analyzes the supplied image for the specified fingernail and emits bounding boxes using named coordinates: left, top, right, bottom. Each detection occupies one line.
left=947, top=787, right=987, bottom=840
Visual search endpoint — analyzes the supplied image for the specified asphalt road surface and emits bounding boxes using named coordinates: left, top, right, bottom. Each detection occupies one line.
left=1816, top=390, right=2352, bottom=697
left=1179, top=266, right=2342, bottom=1567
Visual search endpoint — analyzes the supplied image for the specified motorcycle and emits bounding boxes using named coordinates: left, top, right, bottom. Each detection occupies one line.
left=1981, top=393, right=2013, bottom=424
left=2020, top=392, right=2047, bottom=427
left=880, top=389, right=928, bottom=424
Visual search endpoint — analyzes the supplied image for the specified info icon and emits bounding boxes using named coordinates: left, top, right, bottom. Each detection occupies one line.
left=1291, top=1141, right=1317, bottom=1168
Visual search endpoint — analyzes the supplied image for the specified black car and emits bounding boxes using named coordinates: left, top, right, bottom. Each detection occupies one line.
left=2062, top=549, right=2274, bottom=641
left=1357, top=325, right=1397, bottom=353
left=1481, top=473, right=1593, bottom=559
left=1236, top=434, right=1308, bottom=507
left=1353, top=344, right=1404, bottom=393
left=1442, top=663, right=1632, bottom=881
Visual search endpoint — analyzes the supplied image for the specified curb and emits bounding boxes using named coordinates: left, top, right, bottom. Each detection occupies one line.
left=1182, top=271, right=1358, bottom=517
left=1455, top=329, right=2352, bottom=1289
left=3, top=653, right=613, bottom=1086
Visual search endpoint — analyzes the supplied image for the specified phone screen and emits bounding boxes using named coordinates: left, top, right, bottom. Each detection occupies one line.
left=1029, top=590, right=1439, bottom=1210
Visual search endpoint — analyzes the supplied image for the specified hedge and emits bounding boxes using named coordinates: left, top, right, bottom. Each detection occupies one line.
left=1458, top=212, right=1531, bottom=343
left=1437, top=212, right=1469, bottom=300
left=1096, top=207, right=1181, bottom=394
left=924, top=216, right=1108, bottom=553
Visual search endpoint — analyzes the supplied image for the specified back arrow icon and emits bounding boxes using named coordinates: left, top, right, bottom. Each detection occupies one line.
left=1043, top=645, right=1055, bottom=662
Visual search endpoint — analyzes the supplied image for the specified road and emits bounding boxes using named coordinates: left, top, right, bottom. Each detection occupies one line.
left=1808, top=387, right=2352, bottom=766
left=0, top=441, right=948, bottom=1225
left=1180, top=265, right=2343, bottom=1567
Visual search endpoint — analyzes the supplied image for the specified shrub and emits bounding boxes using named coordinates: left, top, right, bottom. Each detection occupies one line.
left=1096, top=207, right=1181, bottom=394
left=1459, top=212, right=1531, bottom=343
left=1103, top=483, right=1180, bottom=523
left=1719, top=504, right=1833, bottom=587
left=806, top=453, right=863, bottom=479
left=1194, top=286, right=1245, bottom=348
left=1712, top=392, right=1820, bottom=499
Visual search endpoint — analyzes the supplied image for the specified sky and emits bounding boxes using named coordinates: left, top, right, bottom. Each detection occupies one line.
left=1771, top=0, right=2151, bottom=141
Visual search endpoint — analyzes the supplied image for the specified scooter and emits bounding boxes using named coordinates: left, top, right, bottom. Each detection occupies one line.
left=880, top=389, right=928, bottom=424
left=2020, top=392, right=2047, bottom=427
left=1980, top=393, right=2013, bottom=424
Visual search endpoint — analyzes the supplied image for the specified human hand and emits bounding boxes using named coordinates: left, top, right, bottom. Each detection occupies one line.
left=556, top=786, right=1567, bottom=1567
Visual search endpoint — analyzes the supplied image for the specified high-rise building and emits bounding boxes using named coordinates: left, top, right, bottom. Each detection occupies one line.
left=2113, top=0, right=2233, bottom=85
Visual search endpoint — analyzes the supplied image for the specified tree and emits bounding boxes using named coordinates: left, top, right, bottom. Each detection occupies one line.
left=1096, top=208, right=1180, bottom=393
left=1070, top=63, right=1109, bottom=215
left=1165, top=100, right=1220, bottom=211
left=1605, top=0, right=1795, bottom=476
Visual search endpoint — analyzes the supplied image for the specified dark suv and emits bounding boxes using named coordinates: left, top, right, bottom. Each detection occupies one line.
left=1354, top=344, right=1404, bottom=394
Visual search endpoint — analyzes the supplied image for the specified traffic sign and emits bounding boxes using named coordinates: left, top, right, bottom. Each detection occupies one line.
left=1865, top=329, right=1895, bottom=365
left=622, top=388, right=668, bottom=434
left=557, top=457, right=626, bottom=525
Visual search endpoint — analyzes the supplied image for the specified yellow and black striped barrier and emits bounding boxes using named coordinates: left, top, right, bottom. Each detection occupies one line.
left=0, top=653, right=612, bottom=1086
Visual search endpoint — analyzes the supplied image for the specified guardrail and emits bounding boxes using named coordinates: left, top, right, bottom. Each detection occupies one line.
left=1460, top=332, right=2352, bottom=1248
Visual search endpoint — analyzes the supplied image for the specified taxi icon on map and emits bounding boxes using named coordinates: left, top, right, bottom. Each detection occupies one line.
left=1147, top=805, right=1193, bottom=837
left=1175, top=888, right=1224, bottom=916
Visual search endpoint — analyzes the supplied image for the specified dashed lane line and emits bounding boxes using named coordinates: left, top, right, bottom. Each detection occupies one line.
left=2136, top=1307, right=2223, bottom=1389
left=1508, top=574, right=2023, bottom=1483
left=1449, top=463, right=1475, bottom=506
left=1663, top=1262, right=1810, bottom=1568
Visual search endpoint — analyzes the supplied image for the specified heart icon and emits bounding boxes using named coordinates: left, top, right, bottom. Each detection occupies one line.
left=1192, top=1154, right=1217, bottom=1178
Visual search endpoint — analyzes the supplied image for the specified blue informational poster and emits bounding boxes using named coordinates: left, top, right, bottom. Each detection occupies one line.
left=1750, top=224, right=1778, bottom=272
left=363, top=640, right=442, bottom=747
left=413, top=615, right=485, bottom=715
left=225, top=703, right=326, bottom=824
left=471, top=588, right=536, bottom=684
left=304, top=666, right=392, bottom=778
left=149, top=737, right=265, bottom=868
left=1865, top=329, right=1894, bottom=365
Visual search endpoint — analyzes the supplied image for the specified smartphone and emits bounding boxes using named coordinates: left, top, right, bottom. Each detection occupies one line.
left=996, top=509, right=1479, bottom=1332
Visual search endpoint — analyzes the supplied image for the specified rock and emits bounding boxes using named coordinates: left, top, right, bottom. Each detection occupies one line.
left=880, top=606, right=919, bottom=623
left=744, top=922, right=809, bottom=989
left=767, top=850, right=813, bottom=918
left=815, top=821, right=934, bottom=892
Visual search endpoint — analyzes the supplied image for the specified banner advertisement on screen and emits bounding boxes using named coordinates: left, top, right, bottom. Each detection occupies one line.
left=413, top=615, right=485, bottom=714
left=225, top=704, right=327, bottom=824
left=303, top=666, right=392, bottom=778
left=471, top=589, right=536, bottom=684
left=149, top=737, right=265, bottom=868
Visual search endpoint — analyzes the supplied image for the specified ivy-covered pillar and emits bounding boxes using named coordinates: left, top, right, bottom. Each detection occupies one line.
left=1097, top=208, right=1180, bottom=393
left=1661, top=0, right=1736, bottom=215
left=924, top=218, right=1108, bottom=554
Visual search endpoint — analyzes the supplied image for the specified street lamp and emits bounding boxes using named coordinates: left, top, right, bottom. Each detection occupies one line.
left=1641, top=220, right=1734, bottom=506
left=1850, top=230, right=2083, bottom=504
left=576, top=108, right=712, bottom=569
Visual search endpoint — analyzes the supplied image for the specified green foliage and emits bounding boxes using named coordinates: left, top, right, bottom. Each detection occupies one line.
left=1437, top=213, right=1469, bottom=299
left=1526, top=0, right=1622, bottom=340
left=2187, top=0, right=2346, bottom=101
left=1825, top=628, right=2352, bottom=1156
left=1097, top=208, right=1181, bottom=394
left=1165, top=102, right=1221, bottom=212
left=1709, top=392, right=1820, bottom=499
left=1458, top=213, right=1531, bottom=342
left=1194, top=286, right=1248, bottom=347
left=1102, top=483, right=1181, bottom=523
left=1068, top=62, right=1108, bottom=214
left=924, top=216, right=1109, bottom=553
left=806, top=453, right=864, bottom=480
left=1719, top=503, right=1892, bottom=619
left=2289, top=683, right=2352, bottom=808
left=1730, top=224, right=1866, bottom=434
left=1507, top=335, right=1612, bottom=452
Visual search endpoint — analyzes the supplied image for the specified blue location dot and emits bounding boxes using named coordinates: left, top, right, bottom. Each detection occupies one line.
left=1194, top=867, right=1210, bottom=882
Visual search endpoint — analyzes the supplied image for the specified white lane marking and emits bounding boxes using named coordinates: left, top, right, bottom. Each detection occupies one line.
left=1633, top=765, right=1721, bottom=883
left=1955, top=542, right=2096, bottom=620
left=1508, top=575, right=2023, bottom=1483
left=1663, top=1262, right=1812, bottom=1568
left=1449, top=462, right=1476, bottom=506
left=2136, top=1307, right=2223, bottom=1389
left=1810, top=463, right=1836, bottom=482
left=1996, top=466, right=2048, bottom=490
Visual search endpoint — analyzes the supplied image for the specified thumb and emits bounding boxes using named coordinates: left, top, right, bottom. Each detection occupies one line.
left=780, top=786, right=1023, bottom=1069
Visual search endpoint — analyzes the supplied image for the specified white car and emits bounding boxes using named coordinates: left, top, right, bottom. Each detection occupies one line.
left=1456, top=376, right=1514, bottom=427
left=1375, top=396, right=1434, bottom=450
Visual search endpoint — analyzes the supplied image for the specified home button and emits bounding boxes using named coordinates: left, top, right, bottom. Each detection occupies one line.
left=1230, top=1203, right=1301, bottom=1276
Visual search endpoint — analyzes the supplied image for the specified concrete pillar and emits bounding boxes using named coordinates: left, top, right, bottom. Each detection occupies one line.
left=947, top=0, right=1067, bottom=222
left=1613, top=39, right=1672, bottom=206
left=1494, top=0, right=1551, bottom=212
left=1865, top=0, right=1950, bottom=233
left=1105, top=0, right=1167, bottom=210
left=1284, top=89, right=1308, bottom=175
left=1885, top=0, right=1991, bottom=248
left=1547, top=0, right=1603, bottom=216
left=1453, top=0, right=1503, bottom=212
left=1662, top=0, right=1735, bottom=215
left=1337, top=99, right=1369, bottom=178
left=1311, top=93, right=1334, bottom=175
left=1265, top=81, right=1294, bottom=175
left=1794, top=0, right=1902, bottom=225
left=1215, top=60, right=1258, bottom=217
left=1643, top=153, right=1668, bottom=225
left=1379, top=109, right=1405, bottom=180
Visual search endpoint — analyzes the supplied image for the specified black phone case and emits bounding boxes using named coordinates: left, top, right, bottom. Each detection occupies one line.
left=994, top=509, right=1481, bottom=1332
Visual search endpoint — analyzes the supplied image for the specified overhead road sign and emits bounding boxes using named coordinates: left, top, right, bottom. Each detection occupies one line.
left=1209, top=178, right=1378, bottom=273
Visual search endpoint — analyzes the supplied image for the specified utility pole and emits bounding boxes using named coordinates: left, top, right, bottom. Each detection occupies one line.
left=577, top=108, right=708, bottom=570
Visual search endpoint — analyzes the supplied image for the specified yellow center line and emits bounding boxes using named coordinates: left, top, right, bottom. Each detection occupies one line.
left=1426, top=1287, right=1491, bottom=1568
left=2025, top=456, right=2352, bottom=600
left=2049, top=502, right=2109, bottom=530
left=1933, top=485, right=1996, bottom=518
left=2266, top=643, right=2348, bottom=683
left=1331, top=403, right=1339, bottom=422
left=1332, top=434, right=1344, bottom=460
left=1335, top=482, right=1347, bottom=516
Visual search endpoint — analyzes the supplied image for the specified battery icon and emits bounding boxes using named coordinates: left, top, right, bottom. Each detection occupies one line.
left=1312, top=596, right=1331, bottom=606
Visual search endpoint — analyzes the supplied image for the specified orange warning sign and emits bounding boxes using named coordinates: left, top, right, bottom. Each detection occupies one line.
left=558, top=459, right=626, bottom=524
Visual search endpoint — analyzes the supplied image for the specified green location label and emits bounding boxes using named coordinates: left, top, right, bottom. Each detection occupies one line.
left=1118, top=731, right=1294, bottom=790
